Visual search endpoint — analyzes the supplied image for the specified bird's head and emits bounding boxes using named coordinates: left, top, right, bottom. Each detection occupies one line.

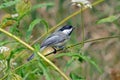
left=58, top=25, right=74, bottom=35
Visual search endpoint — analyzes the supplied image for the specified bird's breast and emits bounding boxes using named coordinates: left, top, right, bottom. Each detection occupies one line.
left=54, top=38, right=68, bottom=47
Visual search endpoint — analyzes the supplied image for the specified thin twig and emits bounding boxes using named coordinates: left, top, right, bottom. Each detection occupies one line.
left=45, top=35, right=120, bottom=56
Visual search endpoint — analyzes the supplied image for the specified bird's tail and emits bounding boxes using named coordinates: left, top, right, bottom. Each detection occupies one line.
left=27, top=54, right=34, bottom=61
left=27, top=46, right=46, bottom=61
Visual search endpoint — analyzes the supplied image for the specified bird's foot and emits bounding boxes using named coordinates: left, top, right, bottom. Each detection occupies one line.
left=52, top=47, right=57, bottom=54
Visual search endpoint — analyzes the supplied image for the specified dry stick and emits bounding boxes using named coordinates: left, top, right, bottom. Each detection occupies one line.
left=31, top=0, right=105, bottom=45
left=0, top=28, right=70, bottom=80
left=45, top=35, right=120, bottom=56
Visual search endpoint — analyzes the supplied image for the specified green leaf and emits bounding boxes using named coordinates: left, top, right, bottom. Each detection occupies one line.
left=79, top=55, right=102, bottom=73
left=55, top=53, right=102, bottom=73
left=7, top=47, right=25, bottom=61
left=16, top=2, right=54, bottom=21
left=33, top=44, right=40, bottom=53
left=26, top=19, right=49, bottom=42
left=6, top=47, right=25, bottom=71
left=97, top=15, right=120, bottom=24
left=0, top=41, right=10, bottom=46
left=31, top=3, right=54, bottom=11
left=16, top=0, right=31, bottom=16
left=64, top=58, right=74, bottom=72
left=0, top=54, right=4, bottom=60
left=38, top=59, right=52, bottom=80
left=70, top=72, right=84, bottom=80
left=0, top=0, right=19, bottom=9
left=23, top=69, right=39, bottom=80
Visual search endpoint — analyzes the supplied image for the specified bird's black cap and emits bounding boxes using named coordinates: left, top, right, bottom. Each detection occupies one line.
left=59, top=25, right=73, bottom=31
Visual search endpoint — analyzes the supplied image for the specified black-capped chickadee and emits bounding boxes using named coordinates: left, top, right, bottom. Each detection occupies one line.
left=27, top=25, right=74, bottom=61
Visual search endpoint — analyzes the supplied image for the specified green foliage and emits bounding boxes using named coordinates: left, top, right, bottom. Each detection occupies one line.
left=55, top=53, right=102, bottom=73
left=0, top=54, right=4, bottom=60
left=0, top=41, right=11, bottom=46
left=0, top=0, right=19, bottom=9
left=0, top=0, right=19, bottom=14
left=70, top=72, right=85, bottom=80
left=38, top=59, right=52, bottom=80
left=32, top=3, right=54, bottom=11
left=16, top=0, right=31, bottom=16
left=26, top=19, right=49, bottom=42
left=7, top=47, right=25, bottom=69
left=97, top=15, right=120, bottom=24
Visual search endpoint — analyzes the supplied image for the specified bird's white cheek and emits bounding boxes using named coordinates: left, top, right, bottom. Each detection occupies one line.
left=63, top=29, right=72, bottom=34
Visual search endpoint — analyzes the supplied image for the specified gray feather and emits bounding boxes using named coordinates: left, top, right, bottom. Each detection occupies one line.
left=40, top=31, right=69, bottom=50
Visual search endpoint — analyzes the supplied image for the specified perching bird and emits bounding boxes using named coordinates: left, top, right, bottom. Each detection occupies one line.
left=27, top=25, right=74, bottom=61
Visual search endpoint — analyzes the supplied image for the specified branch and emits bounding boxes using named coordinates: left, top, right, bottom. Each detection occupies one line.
left=45, top=35, right=120, bottom=56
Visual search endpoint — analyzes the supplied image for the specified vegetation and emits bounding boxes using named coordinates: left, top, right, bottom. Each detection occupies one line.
left=0, top=0, right=120, bottom=80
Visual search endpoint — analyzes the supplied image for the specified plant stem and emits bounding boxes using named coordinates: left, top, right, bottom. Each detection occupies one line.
left=80, top=6, right=85, bottom=48
left=45, top=35, right=120, bottom=56
left=67, top=35, right=120, bottom=49
left=0, top=28, right=70, bottom=80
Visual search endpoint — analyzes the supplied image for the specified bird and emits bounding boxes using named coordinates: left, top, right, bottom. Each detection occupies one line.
left=27, top=25, right=74, bottom=61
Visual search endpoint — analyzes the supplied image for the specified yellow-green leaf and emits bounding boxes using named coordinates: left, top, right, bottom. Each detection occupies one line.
left=16, top=0, right=31, bottom=16
left=97, top=15, right=120, bottom=24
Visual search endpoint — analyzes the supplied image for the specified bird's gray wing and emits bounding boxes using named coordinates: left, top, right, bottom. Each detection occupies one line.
left=40, top=35, right=65, bottom=49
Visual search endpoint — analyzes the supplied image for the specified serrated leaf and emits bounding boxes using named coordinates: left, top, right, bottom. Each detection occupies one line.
left=16, top=0, right=31, bottom=16
left=97, top=15, right=120, bottom=24
left=26, top=19, right=49, bottom=42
